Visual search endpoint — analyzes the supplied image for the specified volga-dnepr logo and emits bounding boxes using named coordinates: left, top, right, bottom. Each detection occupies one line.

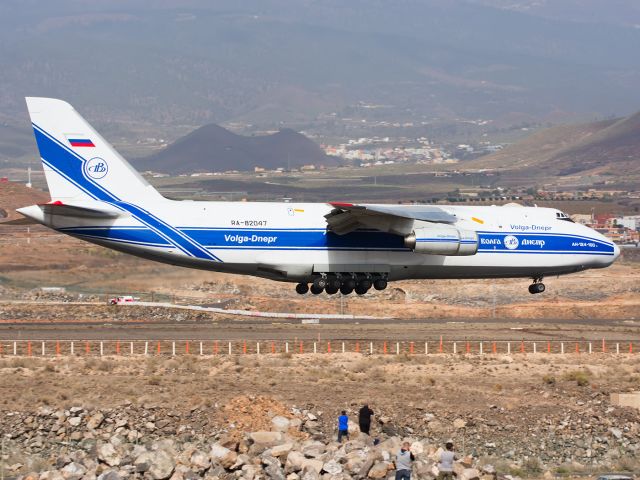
left=503, top=235, right=519, bottom=250
left=84, top=157, right=108, bottom=179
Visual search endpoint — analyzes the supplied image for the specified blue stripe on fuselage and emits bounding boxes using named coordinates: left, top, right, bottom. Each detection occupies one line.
left=58, top=226, right=615, bottom=255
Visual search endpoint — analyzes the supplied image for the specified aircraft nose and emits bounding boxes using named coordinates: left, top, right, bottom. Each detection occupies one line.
left=613, top=242, right=620, bottom=261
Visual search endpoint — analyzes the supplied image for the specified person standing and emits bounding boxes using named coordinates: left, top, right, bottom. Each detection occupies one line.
left=337, top=410, right=349, bottom=443
left=358, top=404, right=374, bottom=434
left=438, top=441, right=457, bottom=480
left=395, top=442, right=415, bottom=480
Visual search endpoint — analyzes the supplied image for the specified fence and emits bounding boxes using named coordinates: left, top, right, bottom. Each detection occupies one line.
left=0, top=339, right=636, bottom=357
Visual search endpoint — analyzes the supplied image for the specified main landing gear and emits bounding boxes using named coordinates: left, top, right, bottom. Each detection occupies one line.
left=295, top=274, right=388, bottom=296
left=528, top=277, right=545, bottom=294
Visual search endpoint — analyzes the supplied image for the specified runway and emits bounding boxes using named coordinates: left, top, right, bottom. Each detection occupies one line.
left=1, top=316, right=639, bottom=342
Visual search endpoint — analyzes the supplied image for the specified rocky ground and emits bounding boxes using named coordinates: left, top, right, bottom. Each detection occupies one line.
left=1, top=355, right=639, bottom=479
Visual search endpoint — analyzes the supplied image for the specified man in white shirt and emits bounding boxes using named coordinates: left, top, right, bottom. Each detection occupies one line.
left=395, top=442, right=415, bottom=480
left=438, top=441, right=457, bottom=480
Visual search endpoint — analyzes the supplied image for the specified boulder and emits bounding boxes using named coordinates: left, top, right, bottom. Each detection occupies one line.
left=301, top=441, right=326, bottom=458
left=97, top=443, right=121, bottom=467
left=322, top=459, right=342, bottom=475
left=241, top=464, right=260, bottom=480
left=250, top=431, right=284, bottom=446
left=189, top=450, right=211, bottom=472
left=263, top=454, right=286, bottom=480
left=68, top=417, right=82, bottom=427
left=87, top=412, right=105, bottom=430
left=460, top=468, right=481, bottom=480
left=134, top=450, right=176, bottom=479
left=481, top=465, right=496, bottom=475
left=427, top=420, right=444, bottom=433
left=286, top=451, right=306, bottom=472
left=367, top=461, right=391, bottom=479
left=230, top=453, right=250, bottom=470
left=272, top=416, right=292, bottom=432
left=300, top=465, right=320, bottom=480
left=210, top=443, right=238, bottom=469
left=270, top=443, right=294, bottom=458
left=39, top=471, right=65, bottom=480
left=453, top=418, right=467, bottom=429
left=410, top=441, right=425, bottom=456
left=148, top=451, right=176, bottom=480
left=285, top=451, right=323, bottom=474
left=97, top=471, right=122, bottom=480
left=60, top=462, right=86, bottom=480
left=460, top=455, right=474, bottom=468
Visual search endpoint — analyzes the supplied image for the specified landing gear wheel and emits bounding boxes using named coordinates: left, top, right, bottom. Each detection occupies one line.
left=340, top=285, right=354, bottom=295
left=341, top=278, right=356, bottom=290
left=355, top=285, right=369, bottom=295
left=528, top=283, right=545, bottom=294
left=327, top=277, right=341, bottom=291
left=373, top=279, right=388, bottom=291
left=295, top=283, right=309, bottom=295
left=310, top=284, right=324, bottom=295
left=325, top=285, right=339, bottom=295
left=313, top=277, right=327, bottom=289
left=358, top=279, right=372, bottom=291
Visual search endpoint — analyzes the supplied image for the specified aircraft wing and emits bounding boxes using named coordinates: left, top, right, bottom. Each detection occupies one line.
left=325, top=202, right=456, bottom=235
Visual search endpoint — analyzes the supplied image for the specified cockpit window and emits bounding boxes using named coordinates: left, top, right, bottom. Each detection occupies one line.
left=555, top=211, right=574, bottom=223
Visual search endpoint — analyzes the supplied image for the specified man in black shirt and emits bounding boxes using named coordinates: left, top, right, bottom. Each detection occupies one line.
left=358, top=404, right=374, bottom=435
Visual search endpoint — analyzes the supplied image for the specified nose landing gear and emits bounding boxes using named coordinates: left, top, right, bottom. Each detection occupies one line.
left=528, top=277, right=545, bottom=294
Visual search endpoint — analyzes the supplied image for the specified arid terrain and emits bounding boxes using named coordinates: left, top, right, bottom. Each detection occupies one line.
left=1, top=185, right=639, bottom=480
left=1, top=353, right=639, bottom=479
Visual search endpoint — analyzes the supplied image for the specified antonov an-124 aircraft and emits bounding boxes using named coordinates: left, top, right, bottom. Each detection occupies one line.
left=11, top=98, right=620, bottom=295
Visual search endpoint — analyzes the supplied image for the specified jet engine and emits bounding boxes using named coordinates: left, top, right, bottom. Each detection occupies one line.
left=404, top=227, right=478, bottom=256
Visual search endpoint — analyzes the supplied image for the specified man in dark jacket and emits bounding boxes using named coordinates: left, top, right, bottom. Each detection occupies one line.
left=358, top=404, right=374, bottom=435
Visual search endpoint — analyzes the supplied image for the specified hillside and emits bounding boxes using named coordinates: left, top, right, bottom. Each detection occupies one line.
left=467, top=111, right=640, bottom=176
left=135, top=124, right=338, bottom=174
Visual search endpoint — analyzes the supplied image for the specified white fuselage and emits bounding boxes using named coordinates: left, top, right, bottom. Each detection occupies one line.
left=47, top=201, right=619, bottom=283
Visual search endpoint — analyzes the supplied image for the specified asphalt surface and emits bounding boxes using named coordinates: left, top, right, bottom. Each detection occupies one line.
left=1, top=316, right=639, bottom=342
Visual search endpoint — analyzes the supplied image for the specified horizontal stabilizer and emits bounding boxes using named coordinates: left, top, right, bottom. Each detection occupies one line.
left=38, top=202, right=122, bottom=218
left=14, top=202, right=124, bottom=225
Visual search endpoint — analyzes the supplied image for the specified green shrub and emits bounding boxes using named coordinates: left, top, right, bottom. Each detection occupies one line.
left=563, top=370, right=590, bottom=386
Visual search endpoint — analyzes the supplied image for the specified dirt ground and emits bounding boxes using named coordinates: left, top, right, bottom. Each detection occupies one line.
left=0, top=353, right=638, bottom=433
left=1, top=353, right=639, bottom=473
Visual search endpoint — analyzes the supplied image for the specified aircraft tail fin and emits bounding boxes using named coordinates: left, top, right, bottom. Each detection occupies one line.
left=25, top=97, right=163, bottom=205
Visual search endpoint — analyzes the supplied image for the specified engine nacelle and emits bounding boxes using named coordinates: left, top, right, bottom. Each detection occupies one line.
left=404, top=227, right=478, bottom=256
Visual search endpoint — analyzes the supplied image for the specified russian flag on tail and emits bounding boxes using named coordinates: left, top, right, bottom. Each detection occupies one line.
left=68, top=138, right=95, bottom=147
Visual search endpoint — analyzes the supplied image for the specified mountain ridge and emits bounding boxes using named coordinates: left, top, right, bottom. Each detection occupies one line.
left=466, top=110, right=640, bottom=177
left=135, top=123, right=338, bottom=174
